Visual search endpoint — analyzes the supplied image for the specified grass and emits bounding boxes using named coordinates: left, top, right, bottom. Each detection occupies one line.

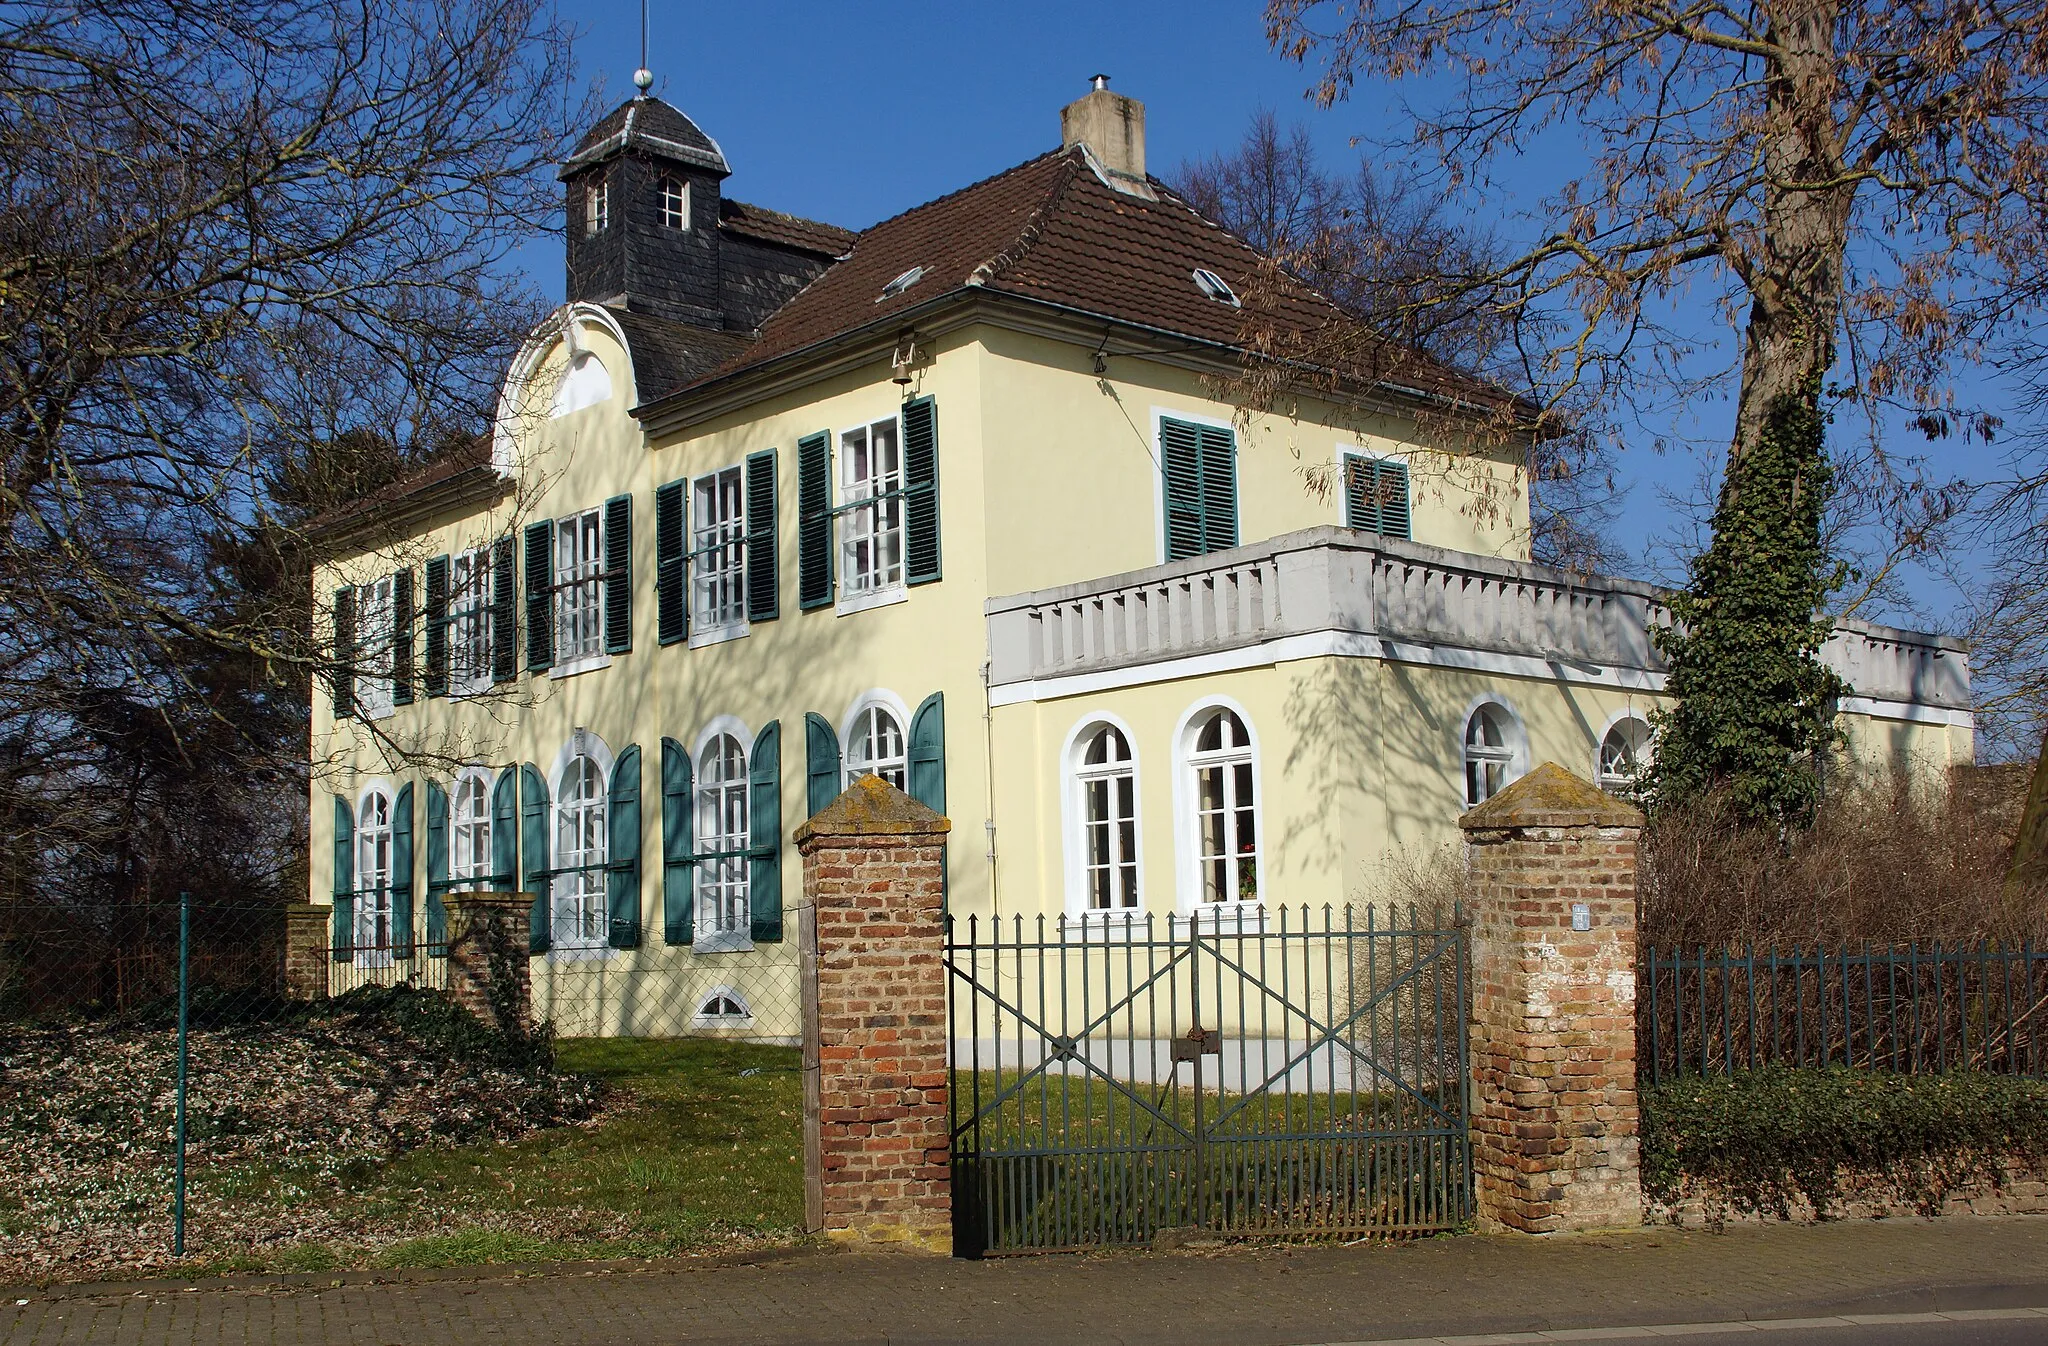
left=173, top=1037, right=808, bottom=1277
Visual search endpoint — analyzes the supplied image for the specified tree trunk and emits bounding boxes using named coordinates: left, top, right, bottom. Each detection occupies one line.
left=2007, top=726, right=2048, bottom=901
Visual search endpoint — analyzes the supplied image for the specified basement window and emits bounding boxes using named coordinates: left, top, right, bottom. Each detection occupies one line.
left=694, top=986, right=754, bottom=1028
left=878, top=266, right=925, bottom=301
left=1192, top=268, right=1241, bottom=308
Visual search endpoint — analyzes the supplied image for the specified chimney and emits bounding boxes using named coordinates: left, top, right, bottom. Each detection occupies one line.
left=1060, top=75, right=1154, bottom=199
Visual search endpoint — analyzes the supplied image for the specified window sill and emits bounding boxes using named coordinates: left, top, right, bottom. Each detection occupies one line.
left=1058, top=911, right=1154, bottom=941
left=449, top=678, right=496, bottom=701
left=694, top=931, right=755, bottom=955
left=835, top=585, right=908, bottom=618
left=1176, top=903, right=1268, bottom=934
left=693, top=1015, right=757, bottom=1030
left=547, top=942, right=615, bottom=963
left=549, top=652, right=612, bottom=681
left=688, top=623, right=750, bottom=651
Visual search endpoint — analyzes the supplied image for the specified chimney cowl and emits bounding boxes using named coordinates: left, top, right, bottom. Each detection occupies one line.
left=1061, top=81, right=1154, bottom=200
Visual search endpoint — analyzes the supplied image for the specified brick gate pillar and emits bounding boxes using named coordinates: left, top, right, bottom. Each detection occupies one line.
left=1460, top=762, right=1644, bottom=1233
left=793, top=774, right=952, bottom=1253
left=282, top=903, right=330, bottom=1000
left=443, top=892, right=533, bottom=1036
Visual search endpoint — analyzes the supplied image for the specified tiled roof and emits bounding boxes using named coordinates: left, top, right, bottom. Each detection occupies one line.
left=662, top=145, right=1516, bottom=415
left=718, top=199, right=855, bottom=258
left=610, top=310, right=755, bottom=403
left=309, top=435, right=495, bottom=540
left=562, top=95, right=729, bottom=177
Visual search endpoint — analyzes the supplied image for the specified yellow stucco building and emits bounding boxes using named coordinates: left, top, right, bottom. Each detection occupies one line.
left=307, top=81, right=1972, bottom=1039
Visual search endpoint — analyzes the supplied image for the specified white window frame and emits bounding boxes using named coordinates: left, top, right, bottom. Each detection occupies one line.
left=354, top=574, right=396, bottom=720
left=693, top=984, right=754, bottom=1029
left=690, top=465, right=750, bottom=646
left=693, top=715, right=754, bottom=954
left=585, top=180, right=608, bottom=235
left=835, top=414, right=907, bottom=613
left=552, top=507, right=609, bottom=677
left=1171, top=699, right=1264, bottom=920
left=449, top=765, right=495, bottom=891
left=353, top=780, right=397, bottom=966
left=1061, top=713, right=1145, bottom=926
left=841, top=689, right=912, bottom=792
left=548, top=729, right=616, bottom=957
left=447, top=547, right=493, bottom=697
left=1461, top=694, right=1530, bottom=807
left=1595, top=711, right=1655, bottom=798
left=660, top=175, right=690, bottom=230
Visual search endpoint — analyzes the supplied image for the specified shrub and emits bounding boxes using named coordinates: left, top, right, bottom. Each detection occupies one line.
left=1641, top=1066, right=2048, bottom=1218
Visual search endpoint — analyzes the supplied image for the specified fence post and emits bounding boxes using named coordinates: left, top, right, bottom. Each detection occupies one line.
left=793, top=774, right=952, bottom=1254
left=1460, top=762, right=1644, bottom=1234
left=173, top=890, right=189, bottom=1257
left=442, top=893, right=533, bottom=1036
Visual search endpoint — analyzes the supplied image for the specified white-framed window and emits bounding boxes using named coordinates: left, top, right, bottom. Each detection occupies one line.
left=1185, top=707, right=1259, bottom=907
left=844, top=702, right=908, bottom=791
left=450, top=769, right=492, bottom=889
left=585, top=180, right=609, bottom=235
left=660, top=175, right=690, bottom=230
left=356, top=788, right=395, bottom=963
left=448, top=547, right=492, bottom=694
left=355, top=574, right=395, bottom=719
left=692, top=467, right=747, bottom=637
left=1075, top=723, right=1139, bottom=912
left=1464, top=699, right=1527, bottom=806
left=554, top=754, right=608, bottom=949
left=693, top=985, right=754, bottom=1028
left=1597, top=715, right=1654, bottom=797
left=839, top=416, right=904, bottom=599
left=554, top=508, right=605, bottom=667
left=695, top=732, right=751, bottom=952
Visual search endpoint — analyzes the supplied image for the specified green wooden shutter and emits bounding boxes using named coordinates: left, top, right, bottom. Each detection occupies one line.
left=749, top=720, right=782, bottom=943
left=331, top=588, right=356, bottom=720
left=797, top=431, right=833, bottom=609
left=391, top=569, right=415, bottom=707
left=423, top=555, right=450, bottom=698
left=902, top=397, right=941, bottom=586
left=523, top=520, right=554, bottom=671
left=1380, top=460, right=1412, bottom=540
left=805, top=711, right=841, bottom=816
left=489, top=767, right=518, bottom=888
left=745, top=448, right=779, bottom=621
left=1197, top=424, right=1238, bottom=554
left=655, top=479, right=688, bottom=645
left=604, top=493, right=633, bottom=655
left=331, top=795, right=353, bottom=962
left=490, top=537, right=518, bottom=683
left=1343, top=454, right=1412, bottom=540
left=607, top=745, right=643, bottom=948
left=908, top=692, right=946, bottom=814
left=391, top=783, right=415, bottom=958
left=661, top=737, right=694, bottom=945
left=520, top=763, right=551, bottom=953
left=425, top=780, right=449, bottom=953
left=1160, top=419, right=1205, bottom=561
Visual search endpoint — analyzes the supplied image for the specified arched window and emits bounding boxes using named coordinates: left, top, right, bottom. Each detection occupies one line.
left=356, top=789, right=394, bottom=958
left=696, top=733, right=750, bottom=950
left=1188, top=708, right=1258, bottom=906
left=694, top=986, right=752, bottom=1027
left=1074, top=723, right=1139, bottom=911
left=1597, top=716, right=1654, bottom=797
left=845, top=704, right=907, bottom=790
left=1464, top=701, right=1523, bottom=806
left=450, top=771, right=491, bottom=889
left=555, top=754, right=608, bottom=948
left=659, top=175, right=690, bottom=230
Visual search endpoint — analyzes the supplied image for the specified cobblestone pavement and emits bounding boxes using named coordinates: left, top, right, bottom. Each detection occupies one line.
left=4, top=1218, right=2047, bottom=1346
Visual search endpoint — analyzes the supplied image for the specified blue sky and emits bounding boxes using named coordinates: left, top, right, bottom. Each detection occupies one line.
left=519, top=1, right=2022, bottom=630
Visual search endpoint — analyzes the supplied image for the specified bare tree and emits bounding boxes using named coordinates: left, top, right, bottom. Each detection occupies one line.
left=0, top=1, right=579, bottom=907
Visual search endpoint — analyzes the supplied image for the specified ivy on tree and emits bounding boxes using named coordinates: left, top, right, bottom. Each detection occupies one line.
left=1650, top=387, right=1846, bottom=825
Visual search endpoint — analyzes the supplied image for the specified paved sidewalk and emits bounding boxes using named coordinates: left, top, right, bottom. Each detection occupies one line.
left=4, top=1218, right=2048, bottom=1346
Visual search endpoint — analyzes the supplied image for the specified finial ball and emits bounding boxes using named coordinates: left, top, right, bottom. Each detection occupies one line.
left=632, top=67, right=653, bottom=93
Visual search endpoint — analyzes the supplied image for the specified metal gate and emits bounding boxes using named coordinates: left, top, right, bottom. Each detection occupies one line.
left=946, top=905, right=1470, bottom=1254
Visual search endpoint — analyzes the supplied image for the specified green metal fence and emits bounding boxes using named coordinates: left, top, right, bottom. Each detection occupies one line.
left=946, top=905, right=1470, bottom=1254
left=1641, top=943, right=2048, bottom=1084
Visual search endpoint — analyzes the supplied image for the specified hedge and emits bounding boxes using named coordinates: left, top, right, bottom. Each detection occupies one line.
left=1641, top=1067, right=2048, bottom=1217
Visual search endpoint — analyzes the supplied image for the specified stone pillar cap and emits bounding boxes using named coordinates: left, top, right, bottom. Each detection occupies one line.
left=794, top=774, right=950, bottom=843
left=1458, top=761, right=1645, bottom=831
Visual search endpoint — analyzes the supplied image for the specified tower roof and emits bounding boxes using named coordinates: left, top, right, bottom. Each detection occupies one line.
left=558, top=94, right=729, bottom=179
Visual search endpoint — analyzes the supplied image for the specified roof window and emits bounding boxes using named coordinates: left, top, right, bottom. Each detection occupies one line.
left=878, top=266, right=925, bottom=301
left=1192, top=268, right=1241, bottom=308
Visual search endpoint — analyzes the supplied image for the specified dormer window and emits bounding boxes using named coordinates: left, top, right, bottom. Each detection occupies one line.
left=1192, top=268, right=1240, bottom=307
left=878, top=266, right=924, bottom=301
left=585, top=181, right=609, bottom=236
left=660, top=175, right=690, bottom=230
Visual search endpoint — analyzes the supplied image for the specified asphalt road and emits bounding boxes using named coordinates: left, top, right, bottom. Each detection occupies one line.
left=1327, top=1308, right=2048, bottom=1345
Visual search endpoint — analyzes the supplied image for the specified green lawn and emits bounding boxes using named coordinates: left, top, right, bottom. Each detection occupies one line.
left=183, top=1037, right=808, bottom=1275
